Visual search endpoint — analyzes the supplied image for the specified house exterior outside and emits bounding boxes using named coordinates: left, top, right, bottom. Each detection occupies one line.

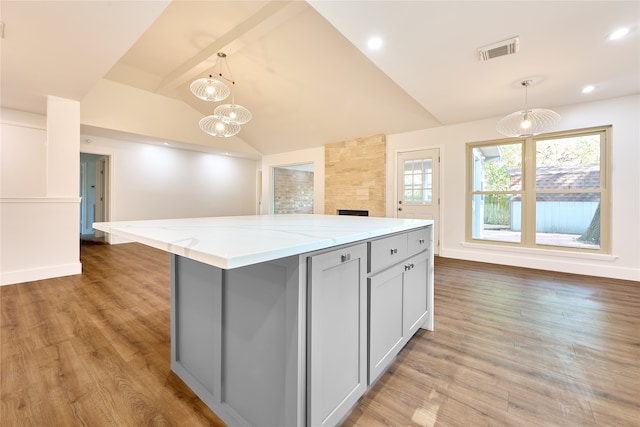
left=510, top=165, right=600, bottom=234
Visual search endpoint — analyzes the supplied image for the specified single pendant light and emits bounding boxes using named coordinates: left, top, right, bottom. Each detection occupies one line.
left=496, top=80, right=560, bottom=138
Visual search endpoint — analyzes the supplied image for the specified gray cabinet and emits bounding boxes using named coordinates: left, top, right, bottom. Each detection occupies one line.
left=169, top=225, right=433, bottom=427
left=307, top=243, right=368, bottom=427
left=367, top=227, right=431, bottom=384
left=171, top=254, right=304, bottom=427
left=368, top=260, right=405, bottom=383
left=403, top=251, right=429, bottom=337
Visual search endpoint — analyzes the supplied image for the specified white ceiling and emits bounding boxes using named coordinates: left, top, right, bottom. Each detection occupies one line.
left=1, top=1, right=638, bottom=158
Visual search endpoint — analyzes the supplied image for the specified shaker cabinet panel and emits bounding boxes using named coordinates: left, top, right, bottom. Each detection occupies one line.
left=403, top=251, right=429, bottom=337
left=368, top=264, right=404, bottom=384
left=307, top=243, right=367, bottom=427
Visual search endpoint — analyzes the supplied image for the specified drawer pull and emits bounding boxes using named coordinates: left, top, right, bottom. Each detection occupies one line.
left=341, top=253, right=351, bottom=262
left=419, top=238, right=425, bottom=244
left=390, top=248, right=398, bottom=255
left=404, top=263, right=415, bottom=271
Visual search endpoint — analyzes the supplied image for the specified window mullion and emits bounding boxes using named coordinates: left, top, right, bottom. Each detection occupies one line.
left=523, top=137, right=536, bottom=246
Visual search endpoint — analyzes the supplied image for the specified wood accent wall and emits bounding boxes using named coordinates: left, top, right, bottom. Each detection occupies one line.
left=325, top=134, right=386, bottom=217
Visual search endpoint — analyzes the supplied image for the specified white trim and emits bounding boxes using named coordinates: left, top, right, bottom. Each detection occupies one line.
left=0, top=197, right=81, bottom=203
left=460, top=241, right=617, bottom=262
left=0, top=108, right=47, bottom=129
left=0, top=262, right=82, bottom=286
left=445, top=245, right=638, bottom=281
left=107, top=235, right=133, bottom=245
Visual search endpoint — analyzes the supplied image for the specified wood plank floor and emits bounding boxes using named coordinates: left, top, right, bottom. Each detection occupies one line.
left=1, top=243, right=638, bottom=426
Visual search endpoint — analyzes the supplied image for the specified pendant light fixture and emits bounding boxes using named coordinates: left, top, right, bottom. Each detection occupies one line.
left=199, top=114, right=241, bottom=138
left=214, top=99, right=252, bottom=125
left=190, top=52, right=252, bottom=137
left=496, top=80, right=560, bottom=138
left=190, top=53, right=231, bottom=102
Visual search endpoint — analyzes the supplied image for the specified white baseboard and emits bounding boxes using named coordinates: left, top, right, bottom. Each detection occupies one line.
left=441, top=247, right=639, bottom=282
left=0, top=262, right=82, bottom=286
left=106, top=234, right=133, bottom=245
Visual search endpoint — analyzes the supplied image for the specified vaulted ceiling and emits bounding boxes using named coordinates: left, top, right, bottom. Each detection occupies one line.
left=1, top=1, right=638, bottom=159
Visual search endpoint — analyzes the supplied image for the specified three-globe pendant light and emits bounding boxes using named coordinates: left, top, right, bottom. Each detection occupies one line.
left=190, top=52, right=252, bottom=138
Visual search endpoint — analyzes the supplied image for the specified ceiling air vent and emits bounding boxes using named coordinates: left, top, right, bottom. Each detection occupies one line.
left=478, top=37, right=520, bottom=61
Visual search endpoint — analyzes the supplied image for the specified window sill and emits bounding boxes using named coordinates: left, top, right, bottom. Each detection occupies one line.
left=460, top=241, right=618, bottom=262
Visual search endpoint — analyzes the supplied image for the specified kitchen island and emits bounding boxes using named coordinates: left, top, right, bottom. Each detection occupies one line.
left=94, top=215, right=434, bottom=427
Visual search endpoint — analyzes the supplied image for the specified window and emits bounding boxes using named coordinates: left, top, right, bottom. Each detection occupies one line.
left=467, top=127, right=610, bottom=253
left=403, top=159, right=433, bottom=203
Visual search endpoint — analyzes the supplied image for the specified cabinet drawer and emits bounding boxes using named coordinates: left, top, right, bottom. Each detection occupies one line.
left=368, top=233, right=408, bottom=273
left=407, top=227, right=430, bottom=257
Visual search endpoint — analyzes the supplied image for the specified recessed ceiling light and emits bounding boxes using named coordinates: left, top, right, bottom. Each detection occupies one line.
left=367, top=37, right=383, bottom=50
left=582, top=85, right=596, bottom=94
left=609, top=27, right=630, bottom=40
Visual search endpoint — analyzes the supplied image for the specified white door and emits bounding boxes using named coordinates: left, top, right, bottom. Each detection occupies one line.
left=397, top=149, right=440, bottom=254
left=94, top=157, right=107, bottom=238
left=80, top=162, right=88, bottom=234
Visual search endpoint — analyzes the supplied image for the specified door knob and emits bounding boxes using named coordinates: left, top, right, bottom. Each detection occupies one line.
left=398, top=207, right=403, bottom=211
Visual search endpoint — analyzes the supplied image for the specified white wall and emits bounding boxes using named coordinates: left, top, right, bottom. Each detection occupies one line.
left=80, top=134, right=259, bottom=244
left=261, top=146, right=325, bottom=214
left=386, top=95, right=640, bottom=281
left=0, top=113, right=47, bottom=197
left=1, top=100, right=82, bottom=286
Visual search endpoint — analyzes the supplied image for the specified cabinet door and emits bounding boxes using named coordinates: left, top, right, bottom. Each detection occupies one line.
left=403, top=251, right=429, bottom=338
left=368, top=263, right=404, bottom=384
left=308, top=243, right=367, bottom=427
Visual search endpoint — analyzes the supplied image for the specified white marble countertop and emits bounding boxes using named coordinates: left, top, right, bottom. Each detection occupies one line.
left=93, top=214, right=433, bottom=269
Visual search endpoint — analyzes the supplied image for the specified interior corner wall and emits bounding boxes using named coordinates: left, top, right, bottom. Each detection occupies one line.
left=1, top=100, right=82, bottom=286
left=325, top=134, right=386, bottom=217
left=47, top=96, right=81, bottom=196
left=80, top=134, right=258, bottom=244
left=386, top=94, right=640, bottom=281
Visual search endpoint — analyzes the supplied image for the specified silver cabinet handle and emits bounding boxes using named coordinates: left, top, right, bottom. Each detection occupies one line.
left=390, top=248, right=398, bottom=255
left=419, top=239, right=425, bottom=244
left=341, top=253, right=351, bottom=262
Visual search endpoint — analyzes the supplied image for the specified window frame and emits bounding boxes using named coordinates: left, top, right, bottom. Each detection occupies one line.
left=466, top=126, right=611, bottom=254
left=403, top=158, right=434, bottom=204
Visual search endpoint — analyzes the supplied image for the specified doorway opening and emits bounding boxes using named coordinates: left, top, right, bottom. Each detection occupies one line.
left=80, top=153, right=109, bottom=243
left=272, top=163, right=314, bottom=214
